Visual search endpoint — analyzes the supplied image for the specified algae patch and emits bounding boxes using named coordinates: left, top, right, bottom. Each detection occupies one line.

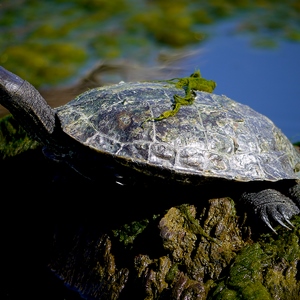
left=211, top=215, right=300, bottom=300
left=211, top=243, right=271, bottom=300
left=147, top=70, right=217, bottom=122
left=0, top=115, right=39, bottom=159
left=112, top=214, right=160, bottom=247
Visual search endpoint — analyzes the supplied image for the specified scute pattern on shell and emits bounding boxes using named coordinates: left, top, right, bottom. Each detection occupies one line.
left=55, top=82, right=300, bottom=182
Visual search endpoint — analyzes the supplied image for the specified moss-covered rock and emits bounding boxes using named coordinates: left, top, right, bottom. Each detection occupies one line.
left=211, top=216, right=300, bottom=300
left=50, top=234, right=129, bottom=300
left=131, top=199, right=244, bottom=299
left=0, top=114, right=39, bottom=159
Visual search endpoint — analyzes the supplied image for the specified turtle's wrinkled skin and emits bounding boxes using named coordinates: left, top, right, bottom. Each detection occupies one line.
left=0, top=66, right=300, bottom=232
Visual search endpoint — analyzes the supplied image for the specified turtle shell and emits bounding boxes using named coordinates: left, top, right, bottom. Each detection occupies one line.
left=55, top=82, right=300, bottom=182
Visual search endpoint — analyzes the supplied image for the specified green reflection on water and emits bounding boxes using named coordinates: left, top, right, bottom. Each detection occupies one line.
left=0, top=0, right=299, bottom=87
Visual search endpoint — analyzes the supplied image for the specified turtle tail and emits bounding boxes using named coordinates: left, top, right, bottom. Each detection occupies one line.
left=0, top=66, right=56, bottom=146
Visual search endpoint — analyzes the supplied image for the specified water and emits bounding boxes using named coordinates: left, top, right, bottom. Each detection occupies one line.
left=182, top=19, right=300, bottom=142
left=1, top=3, right=299, bottom=143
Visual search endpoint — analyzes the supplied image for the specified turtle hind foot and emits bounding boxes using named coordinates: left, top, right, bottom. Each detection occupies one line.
left=240, top=189, right=300, bottom=233
left=289, top=181, right=300, bottom=205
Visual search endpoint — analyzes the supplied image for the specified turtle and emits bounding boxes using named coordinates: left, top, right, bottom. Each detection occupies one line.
left=0, top=65, right=299, bottom=232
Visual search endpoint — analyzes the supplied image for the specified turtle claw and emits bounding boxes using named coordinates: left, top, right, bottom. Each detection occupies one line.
left=268, top=215, right=291, bottom=231
left=283, top=218, right=294, bottom=228
left=259, top=206, right=291, bottom=234
left=241, top=189, right=300, bottom=232
left=267, top=205, right=293, bottom=230
left=278, top=205, right=296, bottom=228
left=260, top=213, right=277, bottom=234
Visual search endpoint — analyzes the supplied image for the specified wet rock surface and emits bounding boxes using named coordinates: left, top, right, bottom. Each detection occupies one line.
left=45, top=195, right=300, bottom=300
left=133, top=200, right=244, bottom=300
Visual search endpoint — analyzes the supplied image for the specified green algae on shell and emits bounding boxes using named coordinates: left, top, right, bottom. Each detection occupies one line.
left=147, top=70, right=217, bottom=121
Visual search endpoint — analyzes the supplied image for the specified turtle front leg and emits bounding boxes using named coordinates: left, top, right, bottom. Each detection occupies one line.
left=240, top=188, right=300, bottom=233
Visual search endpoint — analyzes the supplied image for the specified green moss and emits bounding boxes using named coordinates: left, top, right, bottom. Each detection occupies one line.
left=148, top=70, right=216, bottom=122
left=165, top=263, right=179, bottom=283
left=212, top=243, right=271, bottom=300
left=259, top=217, right=300, bottom=299
left=211, top=216, right=300, bottom=299
left=0, top=115, right=39, bottom=159
left=174, top=70, right=216, bottom=92
left=112, top=215, right=159, bottom=247
left=178, top=203, right=217, bottom=243
left=112, top=219, right=149, bottom=247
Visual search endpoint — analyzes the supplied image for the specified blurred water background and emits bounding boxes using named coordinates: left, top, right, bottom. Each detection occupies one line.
left=1, top=2, right=300, bottom=299
left=1, top=0, right=299, bottom=142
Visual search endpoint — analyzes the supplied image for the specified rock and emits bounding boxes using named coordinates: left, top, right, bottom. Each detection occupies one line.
left=1, top=114, right=300, bottom=299
left=47, top=198, right=300, bottom=300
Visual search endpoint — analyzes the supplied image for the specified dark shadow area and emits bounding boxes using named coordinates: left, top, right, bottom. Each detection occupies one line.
left=1, top=147, right=298, bottom=299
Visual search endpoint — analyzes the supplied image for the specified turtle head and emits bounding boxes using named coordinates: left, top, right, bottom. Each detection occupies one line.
left=0, top=66, right=57, bottom=145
